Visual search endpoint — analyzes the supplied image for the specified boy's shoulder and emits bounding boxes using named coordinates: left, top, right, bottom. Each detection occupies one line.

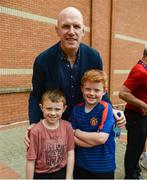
left=74, top=102, right=85, bottom=109
left=60, top=119, right=73, bottom=129
left=74, top=101, right=111, bottom=109
left=72, top=102, right=85, bottom=115
left=99, top=100, right=112, bottom=109
left=60, top=119, right=71, bottom=126
left=73, top=101, right=112, bottom=113
left=30, top=121, right=43, bottom=134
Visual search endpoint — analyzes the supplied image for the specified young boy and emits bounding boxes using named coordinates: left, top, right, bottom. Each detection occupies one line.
left=26, top=90, right=75, bottom=179
left=71, top=69, right=116, bottom=179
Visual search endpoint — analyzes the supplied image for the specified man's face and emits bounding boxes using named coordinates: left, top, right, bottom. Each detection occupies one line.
left=56, top=13, right=84, bottom=52
left=40, top=99, right=65, bottom=125
left=81, top=81, right=105, bottom=108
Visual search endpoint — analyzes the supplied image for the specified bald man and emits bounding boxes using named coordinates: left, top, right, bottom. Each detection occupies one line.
left=26, top=7, right=125, bottom=145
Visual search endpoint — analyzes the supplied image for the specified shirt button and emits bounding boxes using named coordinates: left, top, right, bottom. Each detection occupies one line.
left=72, top=95, right=74, bottom=98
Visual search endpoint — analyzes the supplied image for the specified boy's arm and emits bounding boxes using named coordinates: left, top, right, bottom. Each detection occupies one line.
left=26, top=160, right=35, bottom=179
left=66, top=149, right=74, bottom=180
left=73, top=129, right=94, bottom=147
left=75, top=129, right=109, bottom=146
left=74, top=103, right=114, bottom=146
left=74, top=135, right=94, bottom=147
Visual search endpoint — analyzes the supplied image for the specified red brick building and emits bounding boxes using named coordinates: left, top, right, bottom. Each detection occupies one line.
left=0, top=0, right=147, bottom=124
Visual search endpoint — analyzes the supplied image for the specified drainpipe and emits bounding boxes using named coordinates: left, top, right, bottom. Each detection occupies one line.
left=108, top=0, right=113, bottom=95
left=90, top=0, right=93, bottom=47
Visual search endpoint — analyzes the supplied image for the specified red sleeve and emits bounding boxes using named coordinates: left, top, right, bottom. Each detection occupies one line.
left=124, top=69, right=143, bottom=91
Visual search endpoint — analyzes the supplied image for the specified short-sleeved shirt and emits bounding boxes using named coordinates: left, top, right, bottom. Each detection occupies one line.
left=27, top=119, right=74, bottom=173
left=124, top=60, right=147, bottom=113
left=71, top=101, right=116, bottom=173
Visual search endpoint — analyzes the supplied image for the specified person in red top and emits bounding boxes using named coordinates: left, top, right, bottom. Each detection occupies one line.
left=26, top=90, right=74, bottom=179
left=119, top=44, right=147, bottom=179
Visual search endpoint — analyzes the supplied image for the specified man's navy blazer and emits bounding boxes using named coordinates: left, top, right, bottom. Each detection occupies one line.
left=29, top=42, right=110, bottom=123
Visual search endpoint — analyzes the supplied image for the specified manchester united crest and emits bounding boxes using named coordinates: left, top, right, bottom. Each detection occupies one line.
left=90, top=117, right=98, bottom=126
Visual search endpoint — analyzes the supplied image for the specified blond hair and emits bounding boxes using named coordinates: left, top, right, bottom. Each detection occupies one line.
left=40, top=89, right=66, bottom=105
left=81, top=69, right=108, bottom=89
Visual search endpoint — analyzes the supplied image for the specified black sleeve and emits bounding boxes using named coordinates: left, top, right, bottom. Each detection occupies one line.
left=97, top=51, right=103, bottom=71
left=94, top=49, right=112, bottom=105
left=92, top=48, right=103, bottom=70
left=28, top=57, right=45, bottom=124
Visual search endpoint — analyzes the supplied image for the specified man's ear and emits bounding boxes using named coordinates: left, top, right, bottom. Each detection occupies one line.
left=63, top=105, right=67, bottom=112
left=39, top=103, right=43, bottom=111
left=81, top=26, right=85, bottom=37
left=55, top=25, right=60, bottom=36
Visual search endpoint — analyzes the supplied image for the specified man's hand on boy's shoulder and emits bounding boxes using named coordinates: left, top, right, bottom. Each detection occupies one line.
left=113, top=109, right=126, bottom=127
left=24, top=123, right=36, bottom=147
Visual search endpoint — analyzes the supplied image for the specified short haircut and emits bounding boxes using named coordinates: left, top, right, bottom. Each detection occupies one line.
left=40, top=89, right=66, bottom=105
left=81, top=69, right=108, bottom=89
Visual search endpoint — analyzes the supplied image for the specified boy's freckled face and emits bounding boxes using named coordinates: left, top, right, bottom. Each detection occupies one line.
left=41, top=99, right=65, bottom=124
left=81, top=81, right=105, bottom=106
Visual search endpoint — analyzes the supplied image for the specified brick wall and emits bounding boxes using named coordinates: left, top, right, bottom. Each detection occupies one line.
left=0, top=0, right=147, bottom=124
left=110, top=0, right=147, bottom=104
left=0, top=93, right=29, bottom=124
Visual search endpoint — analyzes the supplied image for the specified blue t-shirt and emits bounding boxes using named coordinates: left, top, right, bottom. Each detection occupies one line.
left=71, top=100, right=116, bottom=173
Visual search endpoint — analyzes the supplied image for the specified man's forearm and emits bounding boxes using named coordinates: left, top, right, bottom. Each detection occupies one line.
left=119, top=91, right=146, bottom=109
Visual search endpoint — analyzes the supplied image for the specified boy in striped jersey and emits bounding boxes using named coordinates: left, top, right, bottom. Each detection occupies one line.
left=71, top=69, right=116, bottom=179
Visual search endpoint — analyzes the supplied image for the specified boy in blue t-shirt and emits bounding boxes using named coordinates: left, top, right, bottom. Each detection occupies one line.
left=71, top=69, right=116, bottom=179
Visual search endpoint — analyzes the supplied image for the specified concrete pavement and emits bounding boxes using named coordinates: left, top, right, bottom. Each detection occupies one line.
left=0, top=121, right=147, bottom=179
